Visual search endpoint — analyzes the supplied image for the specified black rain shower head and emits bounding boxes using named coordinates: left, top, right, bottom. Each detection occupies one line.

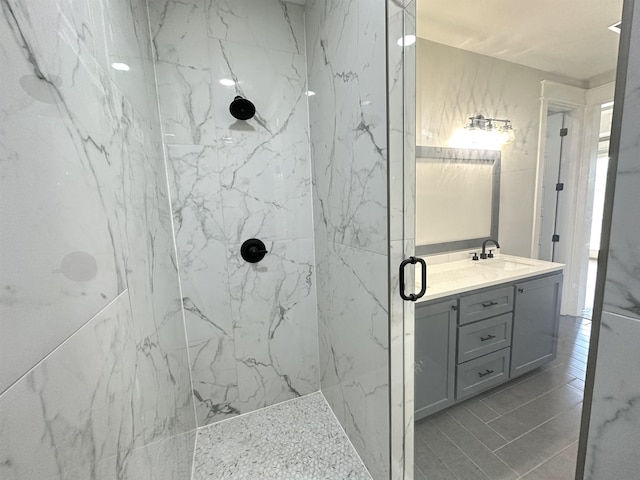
left=229, top=96, right=256, bottom=120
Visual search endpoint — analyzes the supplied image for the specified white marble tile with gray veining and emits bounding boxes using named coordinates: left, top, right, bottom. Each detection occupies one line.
left=228, top=238, right=319, bottom=413
left=165, top=144, right=239, bottom=425
left=151, top=0, right=318, bottom=430
left=306, top=0, right=389, bottom=256
left=584, top=311, right=640, bottom=479
left=601, top=6, right=640, bottom=321
left=208, top=38, right=308, bottom=137
left=0, top=0, right=142, bottom=393
left=207, top=0, right=304, bottom=55
left=155, top=61, right=217, bottom=144
left=217, top=126, right=314, bottom=243
left=305, top=0, right=391, bottom=478
left=1, top=294, right=142, bottom=479
left=148, top=0, right=209, bottom=68
left=1, top=1, right=196, bottom=478
left=315, top=241, right=390, bottom=479
left=45, top=429, right=196, bottom=480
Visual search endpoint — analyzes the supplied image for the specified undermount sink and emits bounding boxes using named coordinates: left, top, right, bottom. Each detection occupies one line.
left=480, top=258, right=537, bottom=271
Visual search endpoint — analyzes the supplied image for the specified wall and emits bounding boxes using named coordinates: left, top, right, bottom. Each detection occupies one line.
left=148, top=0, right=319, bottom=427
left=416, top=39, right=581, bottom=257
left=582, top=0, right=640, bottom=477
left=305, top=1, right=390, bottom=478
left=0, top=0, right=196, bottom=478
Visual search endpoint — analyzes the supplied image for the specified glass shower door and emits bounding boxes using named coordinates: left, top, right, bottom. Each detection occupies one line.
left=387, top=1, right=417, bottom=479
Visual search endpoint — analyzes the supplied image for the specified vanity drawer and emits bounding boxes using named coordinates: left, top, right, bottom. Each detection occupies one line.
left=459, top=286, right=514, bottom=325
left=457, top=313, right=513, bottom=363
left=456, top=348, right=510, bottom=400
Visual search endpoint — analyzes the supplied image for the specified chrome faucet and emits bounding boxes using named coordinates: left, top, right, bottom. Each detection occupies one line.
left=480, top=238, right=500, bottom=259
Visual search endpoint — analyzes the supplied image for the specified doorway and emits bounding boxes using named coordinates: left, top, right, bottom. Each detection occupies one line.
left=402, top=0, right=624, bottom=479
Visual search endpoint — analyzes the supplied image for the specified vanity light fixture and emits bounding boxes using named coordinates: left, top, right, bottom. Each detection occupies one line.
left=469, top=114, right=514, bottom=143
left=449, top=114, right=515, bottom=150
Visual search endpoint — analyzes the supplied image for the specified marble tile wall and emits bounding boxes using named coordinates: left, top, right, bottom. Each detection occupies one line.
left=0, top=0, right=196, bottom=478
left=583, top=2, right=640, bottom=477
left=305, top=1, right=390, bottom=478
left=148, top=0, right=320, bottom=427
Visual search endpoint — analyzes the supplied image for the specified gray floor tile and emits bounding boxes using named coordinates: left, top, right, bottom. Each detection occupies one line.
left=446, top=404, right=508, bottom=451
left=567, top=356, right=587, bottom=372
left=429, top=414, right=518, bottom=480
left=481, top=367, right=575, bottom=415
left=414, top=465, right=430, bottom=480
left=476, top=368, right=543, bottom=400
left=495, top=403, right=582, bottom=476
left=565, top=364, right=586, bottom=380
left=414, top=442, right=458, bottom=480
left=557, top=342, right=589, bottom=359
left=568, top=377, right=585, bottom=392
left=520, top=441, right=579, bottom=480
left=417, top=419, right=490, bottom=480
left=488, top=385, right=583, bottom=441
left=414, top=316, right=589, bottom=480
left=454, top=396, right=501, bottom=423
left=568, top=349, right=588, bottom=364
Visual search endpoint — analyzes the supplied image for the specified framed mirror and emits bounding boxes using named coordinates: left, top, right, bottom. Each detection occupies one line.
left=415, top=146, right=501, bottom=255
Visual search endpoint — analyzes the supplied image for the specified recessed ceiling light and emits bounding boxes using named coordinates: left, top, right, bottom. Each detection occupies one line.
left=111, top=62, right=130, bottom=71
left=608, top=21, right=621, bottom=34
left=219, top=78, right=235, bottom=86
left=397, top=35, right=416, bottom=47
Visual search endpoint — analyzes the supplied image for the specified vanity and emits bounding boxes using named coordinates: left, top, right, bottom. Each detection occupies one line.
left=414, top=254, right=564, bottom=420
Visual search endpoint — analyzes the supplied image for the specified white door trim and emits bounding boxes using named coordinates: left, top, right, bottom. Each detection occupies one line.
left=532, top=81, right=615, bottom=316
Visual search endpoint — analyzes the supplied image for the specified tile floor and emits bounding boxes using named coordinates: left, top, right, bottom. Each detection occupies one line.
left=192, top=392, right=372, bottom=480
left=415, top=315, right=591, bottom=480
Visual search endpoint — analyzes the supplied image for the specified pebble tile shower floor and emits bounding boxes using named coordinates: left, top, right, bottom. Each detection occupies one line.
left=192, top=392, right=372, bottom=479
left=414, top=315, right=590, bottom=480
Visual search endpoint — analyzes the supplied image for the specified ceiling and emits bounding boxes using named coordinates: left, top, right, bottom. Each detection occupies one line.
left=416, top=0, right=623, bottom=83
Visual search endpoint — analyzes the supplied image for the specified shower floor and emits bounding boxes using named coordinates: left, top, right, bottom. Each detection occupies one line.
left=192, top=392, right=372, bottom=480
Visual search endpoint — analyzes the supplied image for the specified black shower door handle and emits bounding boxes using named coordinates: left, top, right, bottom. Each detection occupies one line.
left=399, top=256, right=427, bottom=301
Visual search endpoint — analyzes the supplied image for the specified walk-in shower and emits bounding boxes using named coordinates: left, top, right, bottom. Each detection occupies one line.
left=0, top=0, right=412, bottom=478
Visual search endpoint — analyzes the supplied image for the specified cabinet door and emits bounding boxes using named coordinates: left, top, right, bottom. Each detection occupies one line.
left=511, top=274, right=563, bottom=378
left=415, top=299, right=457, bottom=420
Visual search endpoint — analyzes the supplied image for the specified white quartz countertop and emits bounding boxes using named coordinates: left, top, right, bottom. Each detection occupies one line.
left=417, top=254, right=564, bottom=303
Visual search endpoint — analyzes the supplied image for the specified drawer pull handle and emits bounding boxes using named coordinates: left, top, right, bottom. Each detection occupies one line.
left=481, top=301, right=499, bottom=308
left=478, top=369, right=495, bottom=378
left=480, top=334, right=497, bottom=342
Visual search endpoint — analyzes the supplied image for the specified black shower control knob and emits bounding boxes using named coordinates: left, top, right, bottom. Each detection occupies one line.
left=229, top=96, right=256, bottom=120
left=240, top=238, right=268, bottom=263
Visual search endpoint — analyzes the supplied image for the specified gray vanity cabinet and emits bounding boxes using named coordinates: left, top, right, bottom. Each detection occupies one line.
left=415, top=271, right=563, bottom=420
left=510, top=274, right=563, bottom=377
left=415, top=299, right=457, bottom=420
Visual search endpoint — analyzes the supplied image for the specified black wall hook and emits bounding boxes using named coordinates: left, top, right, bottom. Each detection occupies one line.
left=241, top=238, right=268, bottom=263
left=229, top=96, right=256, bottom=120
